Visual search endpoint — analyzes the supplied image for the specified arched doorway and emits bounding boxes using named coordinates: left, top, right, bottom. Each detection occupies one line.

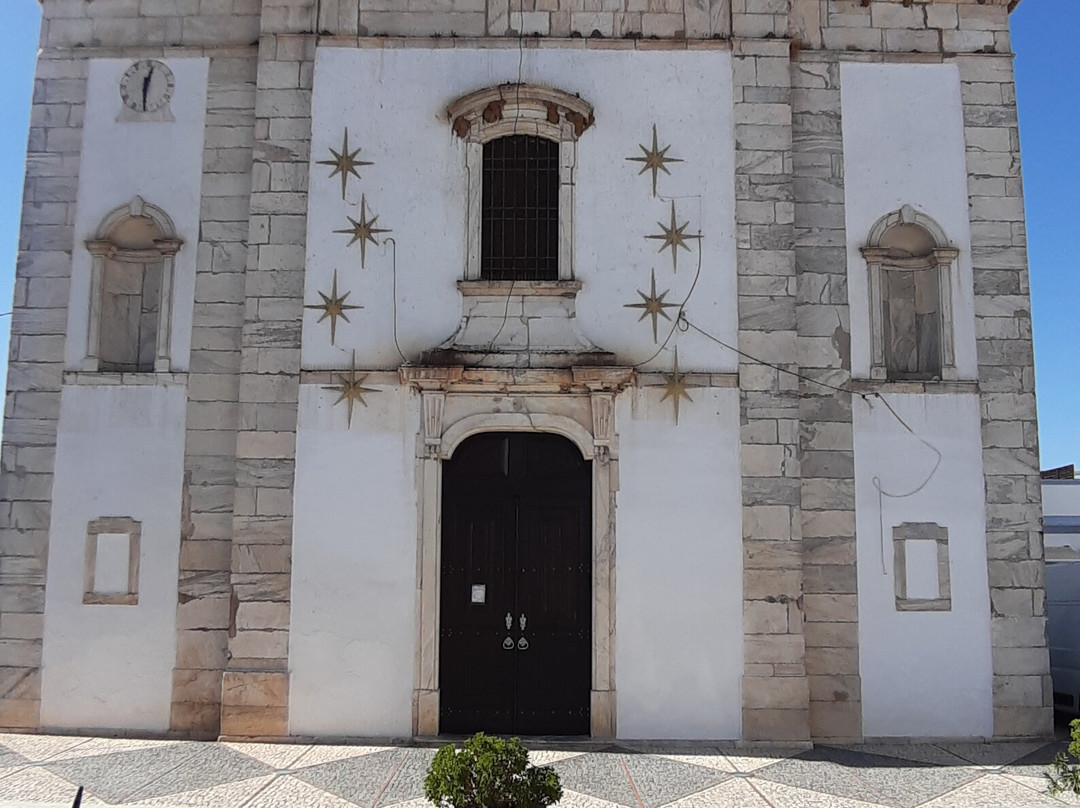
left=439, top=432, right=592, bottom=736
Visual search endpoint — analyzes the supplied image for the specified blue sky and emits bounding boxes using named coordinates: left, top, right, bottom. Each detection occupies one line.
left=0, top=0, right=1075, bottom=468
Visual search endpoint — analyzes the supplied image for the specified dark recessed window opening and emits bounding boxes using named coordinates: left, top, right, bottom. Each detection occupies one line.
left=482, top=135, right=560, bottom=281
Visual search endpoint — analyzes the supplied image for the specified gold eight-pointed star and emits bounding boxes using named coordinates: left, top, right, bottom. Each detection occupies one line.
left=660, top=347, right=696, bottom=425
left=626, top=124, right=683, bottom=197
left=646, top=200, right=701, bottom=273
left=324, top=351, right=378, bottom=428
left=334, top=194, right=391, bottom=269
left=317, top=128, right=373, bottom=200
left=624, top=269, right=678, bottom=344
left=305, top=269, right=361, bottom=346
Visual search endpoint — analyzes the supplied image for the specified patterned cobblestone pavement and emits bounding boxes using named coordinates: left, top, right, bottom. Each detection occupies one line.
left=0, top=733, right=1075, bottom=808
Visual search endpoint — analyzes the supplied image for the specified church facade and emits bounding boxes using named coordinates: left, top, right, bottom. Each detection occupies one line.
left=0, top=0, right=1052, bottom=743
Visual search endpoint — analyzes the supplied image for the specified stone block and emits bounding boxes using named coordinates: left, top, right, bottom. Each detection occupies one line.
left=220, top=704, right=288, bottom=738
left=805, top=645, right=859, bottom=676
left=745, top=569, right=801, bottom=601
left=992, top=646, right=1050, bottom=676
left=992, top=705, right=1053, bottom=738
left=172, top=668, right=222, bottom=704
left=745, top=634, right=805, bottom=666
left=809, top=699, right=862, bottom=741
left=804, top=621, right=858, bottom=649
left=742, top=707, right=811, bottom=741
left=176, top=628, right=229, bottom=670
left=743, top=675, right=809, bottom=710
left=0, top=698, right=39, bottom=729
left=170, top=701, right=220, bottom=735
left=745, top=600, right=791, bottom=634
left=229, top=629, right=289, bottom=660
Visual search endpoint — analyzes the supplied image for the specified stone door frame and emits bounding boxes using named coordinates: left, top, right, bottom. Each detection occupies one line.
left=401, top=365, right=633, bottom=739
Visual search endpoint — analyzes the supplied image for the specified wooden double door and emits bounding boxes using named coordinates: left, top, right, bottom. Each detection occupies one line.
left=439, top=433, right=592, bottom=736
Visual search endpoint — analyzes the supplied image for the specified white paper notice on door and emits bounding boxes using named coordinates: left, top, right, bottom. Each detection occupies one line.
left=471, top=584, right=486, bottom=604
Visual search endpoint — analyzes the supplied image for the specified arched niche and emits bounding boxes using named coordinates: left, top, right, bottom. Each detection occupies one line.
left=84, top=196, right=183, bottom=373
left=861, top=205, right=959, bottom=381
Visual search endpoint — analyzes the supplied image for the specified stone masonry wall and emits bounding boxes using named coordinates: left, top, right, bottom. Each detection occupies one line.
left=219, top=0, right=318, bottom=738
left=170, top=49, right=258, bottom=738
left=791, top=47, right=860, bottom=743
left=0, top=49, right=87, bottom=731
left=313, top=0, right=731, bottom=39
left=733, top=4, right=811, bottom=743
left=958, top=45, right=1053, bottom=737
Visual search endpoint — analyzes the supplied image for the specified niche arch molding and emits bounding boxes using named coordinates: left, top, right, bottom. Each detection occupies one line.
left=860, top=205, right=959, bottom=382
left=83, top=196, right=183, bottom=373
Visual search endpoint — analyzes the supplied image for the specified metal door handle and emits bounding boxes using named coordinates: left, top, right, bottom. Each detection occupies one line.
left=503, top=636, right=515, bottom=650
left=517, top=636, right=529, bottom=650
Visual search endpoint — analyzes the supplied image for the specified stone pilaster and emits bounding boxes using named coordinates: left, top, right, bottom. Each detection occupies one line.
left=791, top=47, right=861, bottom=743
left=0, top=51, right=87, bottom=731
left=958, top=47, right=1053, bottom=738
left=220, top=7, right=316, bottom=738
left=733, top=6, right=811, bottom=740
left=170, top=50, right=258, bottom=738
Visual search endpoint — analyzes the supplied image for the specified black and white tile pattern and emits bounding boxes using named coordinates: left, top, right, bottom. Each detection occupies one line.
left=0, top=733, right=1074, bottom=807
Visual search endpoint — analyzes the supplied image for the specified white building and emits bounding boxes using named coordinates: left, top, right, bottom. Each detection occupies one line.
left=0, top=0, right=1052, bottom=743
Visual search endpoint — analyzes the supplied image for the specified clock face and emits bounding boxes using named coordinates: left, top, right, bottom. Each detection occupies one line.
left=119, top=60, right=175, bottom=114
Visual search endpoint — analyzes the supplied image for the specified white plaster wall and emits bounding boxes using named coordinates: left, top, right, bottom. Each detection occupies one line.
left=304, top=47, right=737, bottom=373
left=289, top=382, right=420, bottom=737
left=614, top=387, right=742, bottom=739
left=1043, top=481, right=1080, bottom=557
left=41, top=384, right=187, bottom=731
left=65, top=58, right=209, bottom=371
left=853, top=393, right=993, bottom=738
left=1044, top=481, right=1080, bottom=517
left=841, top=63, right=977, bottom=380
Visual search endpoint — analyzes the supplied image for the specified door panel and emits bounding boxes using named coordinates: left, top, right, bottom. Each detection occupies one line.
left=514, top=498, right=591, bottom=736
left=439, top=433, right=591, bottom=736
left=439, top=495, right=516, bottom=734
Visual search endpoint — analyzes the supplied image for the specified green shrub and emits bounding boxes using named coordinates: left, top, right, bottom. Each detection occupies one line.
left=424, top=733, right=562, bottom=808
left=1047, top=718, right=1080, bottom=797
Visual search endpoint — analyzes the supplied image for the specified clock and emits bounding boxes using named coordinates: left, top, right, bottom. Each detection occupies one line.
left=119, top=60, right=175, bottom=115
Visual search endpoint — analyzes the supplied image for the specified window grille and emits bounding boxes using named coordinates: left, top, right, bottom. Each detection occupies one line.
left=481, top=135, right=560, bottom=281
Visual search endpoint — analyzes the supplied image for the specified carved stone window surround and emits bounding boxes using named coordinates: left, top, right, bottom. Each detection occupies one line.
left=893, top=521, right=952, bottom=612
left=83, top=196, right=183, bottom=374
left=400, top=364, right=631, bottom=739
left=84, top=517, right=142, bottom=606
left=449, top=84, right=594, bottom=285
left=861, top=206, right=958, bottom=382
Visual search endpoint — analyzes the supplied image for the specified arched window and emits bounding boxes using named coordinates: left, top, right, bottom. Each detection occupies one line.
left=85, top=197, right=182, bottom=373
left=862, top=206, right=958, bottom=381
left=449, top=84, right=594, bottom=282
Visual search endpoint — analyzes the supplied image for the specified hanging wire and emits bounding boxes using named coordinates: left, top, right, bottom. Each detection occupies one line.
left=381, top=237, right=409, bottom=365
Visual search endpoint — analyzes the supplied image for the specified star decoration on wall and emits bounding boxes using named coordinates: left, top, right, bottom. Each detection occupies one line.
left=324, top=351, right=377, bottom=428
left=624, top=269, right=678, bottom=343
left=334, top=194, right=391, bottom=268
left=317, top=128, right=373, bottom=200
left=305, top=270, right=361, bottom=346
left=626, top=124, right=683, bottom=197
left=646, top=200, right=701, bottom=273
left=660, top=347, right=696, bottom=425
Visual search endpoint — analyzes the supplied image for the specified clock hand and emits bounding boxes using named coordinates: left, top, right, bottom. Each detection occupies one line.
left=142, top=68, right=152, bottom=111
